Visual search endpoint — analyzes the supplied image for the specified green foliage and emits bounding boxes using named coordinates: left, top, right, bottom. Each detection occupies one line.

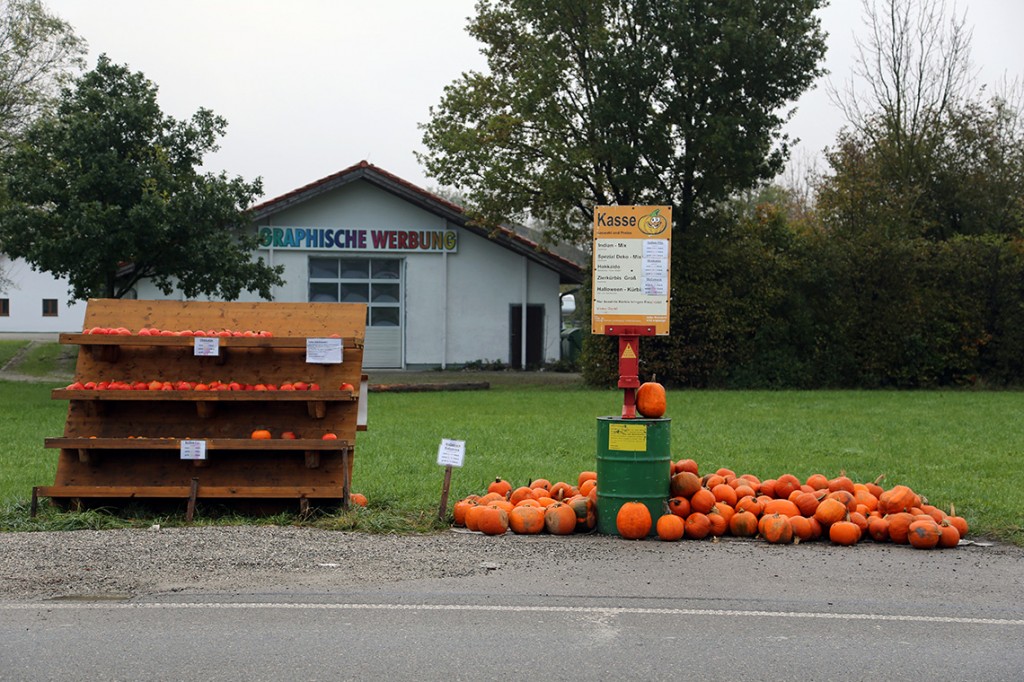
left=419, top=0, right=827, bottom=242
left=0, top=0, right=85, bottom=152
left=0, top=55, right=284, bottom=301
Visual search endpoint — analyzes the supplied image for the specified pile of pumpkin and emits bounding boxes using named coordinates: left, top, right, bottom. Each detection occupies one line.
left=452, top=459, right=969, bottom=549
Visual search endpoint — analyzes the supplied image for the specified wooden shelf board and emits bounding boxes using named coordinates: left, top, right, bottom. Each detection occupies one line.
left=35, top=485, right=345, bottom=499
left=60, top=333, right=364, bottom=350
left=45, top=437, right=353, bottom=450
left=52, top=389, right=356, bottom=402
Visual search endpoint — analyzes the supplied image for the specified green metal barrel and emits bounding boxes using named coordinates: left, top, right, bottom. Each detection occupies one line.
left=596, top=416, right=672, bottom=535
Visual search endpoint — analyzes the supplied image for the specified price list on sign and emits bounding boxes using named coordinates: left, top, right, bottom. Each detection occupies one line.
left=591, top=205, right=672, bottom=335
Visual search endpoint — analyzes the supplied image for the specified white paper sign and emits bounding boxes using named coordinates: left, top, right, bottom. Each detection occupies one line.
left=437, top=439, right=466, bottom=467
left=306, top=337, right=343, bottom=364
left=193, top=336, right=220, bottom=357
left=180, top=439, right=207, bottom=460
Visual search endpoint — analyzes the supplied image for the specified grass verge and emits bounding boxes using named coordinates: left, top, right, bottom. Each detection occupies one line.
left=1, top=379, right=1021, bottom=544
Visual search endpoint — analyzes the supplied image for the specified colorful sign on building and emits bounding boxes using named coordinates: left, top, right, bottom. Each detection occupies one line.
left=257, top=226, right=458, bottom=253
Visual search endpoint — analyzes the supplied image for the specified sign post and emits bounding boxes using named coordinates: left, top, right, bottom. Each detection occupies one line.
left=591, top=206, right=672, bottom=417
left=436, top=438, right=466, bottom=521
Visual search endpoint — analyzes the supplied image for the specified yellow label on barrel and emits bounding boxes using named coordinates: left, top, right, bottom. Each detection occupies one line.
left=608, top=423, right=647, bottom=451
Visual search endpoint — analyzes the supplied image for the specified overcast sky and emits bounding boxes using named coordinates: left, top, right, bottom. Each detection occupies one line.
left=45, top=0, right=1024, bottom=204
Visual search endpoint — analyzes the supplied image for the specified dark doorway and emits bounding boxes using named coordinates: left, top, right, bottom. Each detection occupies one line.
left=510, top=304, right=544, bottom=369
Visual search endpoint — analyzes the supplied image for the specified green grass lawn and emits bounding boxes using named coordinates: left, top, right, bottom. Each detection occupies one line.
left=1, top=376, right=1021, bottom=543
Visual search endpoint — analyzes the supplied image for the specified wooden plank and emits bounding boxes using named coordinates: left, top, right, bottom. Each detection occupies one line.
left=53, top=389, right=358, bottom=402
left=46, top=437, right=353, bottom=450
left=62, top=333, right=366, bottom=350
left=79, top=299, right=367, bottom=339
left=36, top=485, right=346, bottom=499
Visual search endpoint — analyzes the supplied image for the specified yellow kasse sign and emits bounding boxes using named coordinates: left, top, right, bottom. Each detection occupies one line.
left=591, top=206, right=672, bottom=335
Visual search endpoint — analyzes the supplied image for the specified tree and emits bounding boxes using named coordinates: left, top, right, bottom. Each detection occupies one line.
left=0, top=0, right=85, bottom=153
left=819, top=0, right=1024, bottom=240
left=418, top=0, right=828, bottom=244
left=0, top=55, right=284, bottom=301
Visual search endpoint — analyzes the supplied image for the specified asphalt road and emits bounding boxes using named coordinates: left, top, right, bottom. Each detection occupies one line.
left=2, top=535, right=1021, bottom=681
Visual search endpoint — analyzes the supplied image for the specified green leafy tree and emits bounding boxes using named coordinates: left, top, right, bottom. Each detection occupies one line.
left=419, top=0, right=828, bottom=243
left=0, top=0, right=85, bottom=153
left=819, top=0, right=1024, bottom=240
left=0, top=55, right=283, bottom=300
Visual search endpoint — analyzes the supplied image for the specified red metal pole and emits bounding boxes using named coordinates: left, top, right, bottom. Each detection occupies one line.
left=618, top=335, right=640, bottom=418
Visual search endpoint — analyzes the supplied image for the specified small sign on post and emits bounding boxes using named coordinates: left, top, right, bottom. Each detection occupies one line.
left=437, top=438, right=465, bottom=521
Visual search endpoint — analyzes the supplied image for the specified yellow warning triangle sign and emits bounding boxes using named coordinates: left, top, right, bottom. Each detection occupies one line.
left=621, top=343, right=636, bottom=359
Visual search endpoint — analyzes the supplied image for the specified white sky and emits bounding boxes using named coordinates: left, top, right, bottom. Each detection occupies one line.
left=44, top=0, right=1024, bottom=203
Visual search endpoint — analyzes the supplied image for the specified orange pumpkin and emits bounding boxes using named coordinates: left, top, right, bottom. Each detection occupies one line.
left=667, top=496, right=691, bottom=518
left=758, top=513, right=794, bottom=544
left=250, top=428, right=272, bottom=440
left=789, top=515, right=815, bottom=541
left=655, top=514, right=685, bottom=541
left=508, top=505, right=545, bottom=535
left=577, top=471, right=597, bottom=488
left=487, top=477, right=512, bottom=498
left=670, top=471, right=702, bottom=499
left=813, top=498, right=848, bottom=526
left=867, top=515, right=890, bottom=542
left=938, top=520, right=961, bottom=548
left=829, top=520, right=862, bottom=545
left=452, top=498, right=476, bottom=527
left=544, top=502, right=578, bottom=535
left=349, top=492, right=368, bottom=507
left=886, top=512, right=916, bottom=544
left=636, top=377, right=666, bottom=418
left=683, top=512, right=712, bottom=539
left=476, top=505, right=509, bottom=535
left=689, top=487, right=717, bottom=514
left=729, top=510, right=759, bottom=537
left=908, top=518, right=941, bottom=549
left=616, top=501, right=653, bottom=539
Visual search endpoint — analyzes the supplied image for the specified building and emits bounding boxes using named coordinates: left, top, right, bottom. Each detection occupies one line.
left=0, top=255, right=87, bottom=333
left=125, top=161, right=582, bottom=369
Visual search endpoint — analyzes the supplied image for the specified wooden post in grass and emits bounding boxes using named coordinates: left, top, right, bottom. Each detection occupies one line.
left=436, top=439, right=465, bottom=522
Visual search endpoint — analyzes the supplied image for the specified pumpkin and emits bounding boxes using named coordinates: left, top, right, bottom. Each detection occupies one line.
left=867, top=515, right=890, bottom=542
left=773, top=474, right=801, bottom=500
left=938, top=520, right=961, bottom=548
left=789, top=515, right=815, bottom=542
left=826, top=490, right=857, bottom=513
left=729, top=510, right=760, bottom=537
left=689, top=487, right=717, bottom=514
left=636, top=377, right=666, bottom=418
left=655, top=514, right=685, bottom=541
left=829, top=520, right=862, bottom=545
left=577, top=470, right=597, bottom=488
left=683, top=512, right=712, bottom=539
left=616, top=501, right=652, bottom=539
left=544, top=502, right=578, bottom=535
left=707, top=510, right=729, bottom=537
left=878, top=485, right=920, bottom=514
left=509, top=486, right=537, bottom=505
left=464, top=504, right=485, bottom=532
left=792, top=491, right=822, bottom=517
left=828, top=474, right=856, bottom=494
left=735, top=495, right=765, bottom=516
left=675, top=458, right=699, bottom=475
left=758, top=513, right=794, bottom=544
left=487, top=477, right=512, bottom=498
left=762, top=498, right=801, bottom=518
left=711, top=483, right=738, bottom=507
left=886, top=512, right=917, bottom=544
left=908, top=518, right=941, bottom=549
left=476, top=505, right=510, bottom=535
left=452, top=498, right=476, bottom=527
left=670, top=471, right=702, bottom=499
left=549, top=481, right=576, bottom=501
left=667, top=496, right=691, bottom=518
left=529, top=478, right=552, bottom=493
left=349, top=492, right=368, bottom=507
left=508, top=505, right=545, bottom=534
left=805, top=473, right=830, bottom=490
left=813, top=497, right=848, bottom=526
left=250, top=428, right=272, bottom=440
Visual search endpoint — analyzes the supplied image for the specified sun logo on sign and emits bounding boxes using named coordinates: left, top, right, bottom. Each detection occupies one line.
left=638, top=209, right=667, bottom=236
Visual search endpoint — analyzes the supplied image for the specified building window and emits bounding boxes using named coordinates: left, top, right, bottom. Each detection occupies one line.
left=0, top=298, right=9, bottom=317
left=42, top=299, right=58, bottom=317
left=308, top=257, right=402, bottom=327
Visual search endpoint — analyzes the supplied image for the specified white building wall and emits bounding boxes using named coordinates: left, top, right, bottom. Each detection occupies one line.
left=19, top=179, right=571, bottom=366
left=0, top=256, right=87, bottom=333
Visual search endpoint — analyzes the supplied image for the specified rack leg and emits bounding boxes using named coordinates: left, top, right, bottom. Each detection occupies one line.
left=185, top=478, right=199, bottom=522
left=30, top=487, right=39, bottom=518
